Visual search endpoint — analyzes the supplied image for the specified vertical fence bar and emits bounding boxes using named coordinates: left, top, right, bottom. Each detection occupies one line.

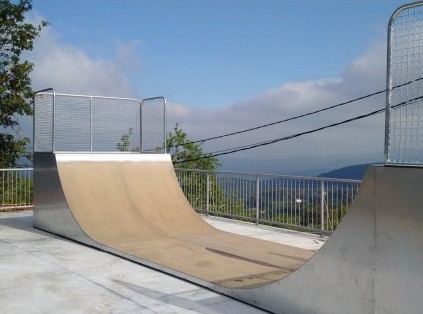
left=52, top=90, right=56, bottom=152
left=256, top=175, right=260, bottom=225
left=320, top=179, right=325, bottom=236
left=90, top=96, right=93, bottom=152
left=163, top=98, right=167, bottom=153
left=206, top=172, right=210, bottom=216
left=33, top=94, right=36, bottom=153
left=140, top=101, right=143, bottom=152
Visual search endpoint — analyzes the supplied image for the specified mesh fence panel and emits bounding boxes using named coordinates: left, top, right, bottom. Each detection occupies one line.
left=34, top=92, right=164, bottom=153
left=34, top=92, right=54, bottom=152
left=386, top=3, right=423, bottom=165
left=55, top=95, right=91, bottom=151
left=92, top=97, right=140, bottom=152
left=141, top=97, right=166, bottom=153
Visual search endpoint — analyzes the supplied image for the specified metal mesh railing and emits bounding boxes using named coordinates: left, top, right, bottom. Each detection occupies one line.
left=386, top=2, right=423, bottom=166
left=175, top=169, right=361, bottom=234
left=141, top=97, right=166, bottom=153
left=34, top=92, right=54, bottom=152
left=0, top=169, right=33, bottom=210
left=34, top=90, right=165, bottom=153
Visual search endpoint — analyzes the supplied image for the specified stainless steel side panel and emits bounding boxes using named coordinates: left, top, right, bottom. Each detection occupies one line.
left=222, top=167, right=378, bottom=314
left=33, top=152, right=98, bottom=247
left=374, top=167, right=423, bottom=314
left=223, top=166, right=423, bottom=314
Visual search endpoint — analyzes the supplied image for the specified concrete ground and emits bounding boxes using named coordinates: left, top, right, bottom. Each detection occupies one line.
left=0, top=210, right=325, bottom=314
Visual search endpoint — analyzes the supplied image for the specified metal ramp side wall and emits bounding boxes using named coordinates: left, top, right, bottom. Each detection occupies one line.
left=221, top=166, right=423, bottom=314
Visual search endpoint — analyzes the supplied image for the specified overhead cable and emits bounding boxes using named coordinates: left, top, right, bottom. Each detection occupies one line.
left=169, top=76, right=423, bottom=149
left=174, top=108, right=385, bottom=163
left=175, top=93, right=423, bottom=163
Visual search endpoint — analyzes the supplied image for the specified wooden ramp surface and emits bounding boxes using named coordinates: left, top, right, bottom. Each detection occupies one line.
left=57, top=154, right=314, bottom=289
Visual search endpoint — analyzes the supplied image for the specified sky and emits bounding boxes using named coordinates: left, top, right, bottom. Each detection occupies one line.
left=24, top=0, right=416, bottom=174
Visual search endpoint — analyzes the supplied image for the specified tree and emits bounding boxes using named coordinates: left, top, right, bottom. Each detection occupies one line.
left=0, top=0, right=48, bottom=167
left=168, top=124, right=244, bottom=216
left=116, top=127, right=139, bottom=152
left=166, top=123, right=220, bottom=170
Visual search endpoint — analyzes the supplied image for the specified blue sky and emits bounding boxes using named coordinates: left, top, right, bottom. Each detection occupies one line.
left=28, top=0, right=415, bottom=174
left=31, top=0, right=408, bottom=108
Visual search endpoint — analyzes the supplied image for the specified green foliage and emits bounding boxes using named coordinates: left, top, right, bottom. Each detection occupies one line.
left=166, top=124, right=220, bottom=170
left=0, top=133, right=29, bottom=167
left=0, top=0, right=48, bottom=167
left=167, top=124, right=245, bottom=217
left=116, top=127, right=139, bottom=152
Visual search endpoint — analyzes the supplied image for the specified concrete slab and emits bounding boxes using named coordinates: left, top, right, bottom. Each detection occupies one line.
left=1, top=210, right=320, bottom=314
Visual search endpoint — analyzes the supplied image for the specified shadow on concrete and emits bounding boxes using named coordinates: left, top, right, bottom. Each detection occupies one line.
left=0, top=213, right=62, bottom=239
left=113, top=279, right=264, bottom=314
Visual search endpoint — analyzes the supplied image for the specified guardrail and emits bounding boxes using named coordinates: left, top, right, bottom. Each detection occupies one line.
left=175, top=168, right=361, bottom=235
left=0, top=168, right=33, bottom=210
left=0, top=167, right=361, bottom=235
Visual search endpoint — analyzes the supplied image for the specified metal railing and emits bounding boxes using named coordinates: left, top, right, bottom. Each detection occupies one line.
left=175, top=169, right=361, bottom=235
left=0, top=167, right=361, bottom=235
left=0, top=168, right=33, bottom=210
left=385, top=2, right=423, bottom=166
left=34, top=89, right=166, bottom=153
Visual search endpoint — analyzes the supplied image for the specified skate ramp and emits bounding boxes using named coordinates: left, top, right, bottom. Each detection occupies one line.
left=34, top=153, right=314, bottom=289
left=34, top=153, right=423, bottom=313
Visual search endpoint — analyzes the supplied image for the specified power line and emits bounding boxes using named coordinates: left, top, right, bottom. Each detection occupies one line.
left=168, top=76, right=423, bottom=149
left=174, top=93, right=423, bottom=164
left=174, top=108, right=385, bottom=164
left=168, top=89, right=386, bottom=148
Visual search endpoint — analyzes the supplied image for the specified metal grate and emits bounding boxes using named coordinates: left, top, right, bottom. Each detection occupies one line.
left=386, top=2, right=423, bottom=166
left=34, top=91, right=165, bottom=153
left=92, top=97, right=140, bottom=152
left=141, top=97, right=166, bottom=153
left=54, top=95, right=91, bottom=151
left=34, top=92, right=54, bottom=152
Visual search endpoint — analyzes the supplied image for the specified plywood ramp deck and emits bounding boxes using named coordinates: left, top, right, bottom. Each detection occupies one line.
left=56, top=154, right=314, bottom=289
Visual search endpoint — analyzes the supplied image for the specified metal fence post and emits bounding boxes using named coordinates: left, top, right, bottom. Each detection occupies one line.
left=52, top=90, right=56, bottom=152
left=320, top=180, right=325, bottom=237
left=140, top=101, right=143, bottom=152
left=256, top=175, right=260, bottom=225
left=90, top=96, right=93, bottom=152
left=163, top=98, right=167, bottom=153
left=206, top=172, right=210, bottom=216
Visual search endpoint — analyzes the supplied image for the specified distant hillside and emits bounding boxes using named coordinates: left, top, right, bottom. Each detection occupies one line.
left=318, top=163, right=377, bottom=180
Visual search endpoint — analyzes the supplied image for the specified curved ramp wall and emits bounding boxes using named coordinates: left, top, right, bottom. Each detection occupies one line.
left=34, top=153, right=423, bottom=314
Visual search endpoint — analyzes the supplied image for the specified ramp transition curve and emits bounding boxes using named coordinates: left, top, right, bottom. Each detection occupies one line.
left=34, top=153, right=423, bottom=314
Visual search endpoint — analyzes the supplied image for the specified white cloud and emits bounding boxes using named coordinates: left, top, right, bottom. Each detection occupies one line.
left=29, top=27, right=136, bottom=97
left=18, top=22, right=140, bottom=143
left=167, top=41, right=387, bottom=167
left=23, top=20, right=388, bottom=172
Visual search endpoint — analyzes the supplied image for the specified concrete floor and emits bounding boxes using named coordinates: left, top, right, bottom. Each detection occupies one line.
left=0, top=210, right=325, bottom=314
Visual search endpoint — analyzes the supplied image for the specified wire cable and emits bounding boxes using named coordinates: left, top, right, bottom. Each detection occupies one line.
left=174, top=108, right=385, bottom=163
left=167, top=89, right=386, bottom=149
left=168, top=76, right=423, bottom=150
left=174, top=93, right=423, bottom=163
